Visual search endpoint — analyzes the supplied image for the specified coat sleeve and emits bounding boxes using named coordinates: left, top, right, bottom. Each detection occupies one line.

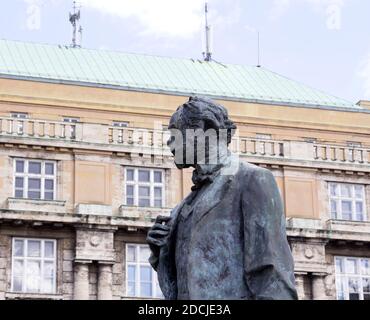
left=148, top=251, right=159, bottom=271
left=148, top=205, right=180, bottom=300
left=242, top=168, right=298, bottom=300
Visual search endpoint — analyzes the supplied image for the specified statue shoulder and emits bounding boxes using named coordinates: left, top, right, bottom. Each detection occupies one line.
left=237, top=159, right=266, bottom=175
left=237, top=160, right=275, bottom=184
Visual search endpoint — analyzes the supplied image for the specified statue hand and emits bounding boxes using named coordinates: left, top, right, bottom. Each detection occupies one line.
left=147, top=215, right=172, bottom=257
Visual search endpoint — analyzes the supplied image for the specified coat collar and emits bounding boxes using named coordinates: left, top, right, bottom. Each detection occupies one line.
left=191, top=152, right=231, bottom=191
left=191, top=173, right=234, bottom=226
left=192, top=154, right=240, bottom=225
left=171, top=155, right=238, bottom=230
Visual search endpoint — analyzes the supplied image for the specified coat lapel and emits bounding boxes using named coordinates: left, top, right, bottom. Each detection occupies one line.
left=159, top=169, right=234, bottom=299
left=168, top=191, right=194, bottom=235
left=192, top=173, right=234, bottom=226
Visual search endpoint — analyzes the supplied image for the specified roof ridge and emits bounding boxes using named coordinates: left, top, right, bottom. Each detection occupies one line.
left=259, top=66, right=355, bottom=106
left=0, top=38, right=222, bottom=66
left=0, top=38, right=360, bottom=110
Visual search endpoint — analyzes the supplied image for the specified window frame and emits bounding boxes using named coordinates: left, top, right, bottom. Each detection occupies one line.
left=125, top=244, right=162, bottom=298
left=62, top=117, right=80, bottom=123
left=112, top=121, right=129, bottom=128
left=328, top=182, right=367, bottom=222
left=63, top=117, right=79, bottom=139
left=11, top=237, right=57, bottom=294
left=13, top=158, right=57, bottom=201
left=11, top=112, right=29, bottom=119
left=334, top=256, right=370, bottom=301
left=10, top=112, right=29, bottom=135
left=124, top=168, right=165, bottom=208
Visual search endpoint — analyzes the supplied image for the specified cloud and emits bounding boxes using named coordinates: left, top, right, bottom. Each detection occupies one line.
left=80, top=0, right=204, bottom=38
left=270, top=0, right=291, bottom=19
left=244, top=25, right=257, bottom=33
left=270, top=0, right=349, bottom=30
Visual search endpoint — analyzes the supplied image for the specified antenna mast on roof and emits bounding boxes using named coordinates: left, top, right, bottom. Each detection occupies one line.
left=203, top=2, right=212, bottom=62
left=69, top=1, right=82, bottom=48
left=257, top=31, right=261, bottom=67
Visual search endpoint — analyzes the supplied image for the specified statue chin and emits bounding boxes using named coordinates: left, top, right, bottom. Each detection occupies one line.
left=171, top=151, right=195, bottom=169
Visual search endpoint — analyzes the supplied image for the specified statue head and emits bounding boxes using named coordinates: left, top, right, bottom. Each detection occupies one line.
left=167, top=96, right=237, bottom=169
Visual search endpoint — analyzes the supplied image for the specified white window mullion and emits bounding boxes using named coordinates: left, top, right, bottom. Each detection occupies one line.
left=134, top=170, right=139, bottom=207
left=23, top=240, right=28, bottom=293
left=150, top=181, right=154, bottom=208
left=357, top=259, right=364, bottom=300
left=136, top=246, right=140, bottom=297
left=41, top=162, right=45, bottom=201
left=336, top=199, right=340, bottom=220
left=152, top=269, right=155, bottom=297
left=150, top=171, right=153, bottom=207
left=353, top=198, right=357, bottom=221
left=344, top=275, right=349, bottom=300
left=54, top=163, right=57, bottom=200
left=359, top=275, right=363, bottom=300
left=351, top=185, right=355, bottom=221
left=25, top=161, right=29, bottom=199
left=41, top=240, right=45, bottom=293
left=134, top=169, right=137, bottom=206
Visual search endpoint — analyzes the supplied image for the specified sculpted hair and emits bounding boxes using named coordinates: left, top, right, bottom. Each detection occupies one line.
left=173, top=96, right=237, bottom=145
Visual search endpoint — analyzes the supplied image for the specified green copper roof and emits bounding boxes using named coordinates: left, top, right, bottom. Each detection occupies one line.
left=0, top=39, right=359, bottom=110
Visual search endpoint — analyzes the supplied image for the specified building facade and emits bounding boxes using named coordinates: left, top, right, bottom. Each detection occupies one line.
left=0, top=40, right=369, bottom=300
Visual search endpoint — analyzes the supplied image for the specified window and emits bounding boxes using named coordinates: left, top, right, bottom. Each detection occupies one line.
left=335, top=257, right=370, bottom=300
left=14, top=159, right=56, bottom=200
left=347, top=141, right=362, bottom=148
left=125, top=168, right=164, bottom=208
left=63, top=117, right=79, bottom=139
left=126, top=244, right=162, bottom=298
left=11, top=112, right=28, bottom=119
left=329, top=183, right=367, bottom=221
left=113, top=122, right=129, bottom=143
left=63, top=117, right=79, bottom=123
left=303, top=137, right=317, bottom=143
left=11, top=238, right=57, bottom=294
left=11, top=112, right=28, bottom=134
left=113, top=121, right=129, bottom=128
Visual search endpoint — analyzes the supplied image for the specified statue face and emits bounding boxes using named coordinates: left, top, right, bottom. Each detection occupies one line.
left=167, top=116, right=207, bottom=169
left=167, top=97, right=235, bottom=169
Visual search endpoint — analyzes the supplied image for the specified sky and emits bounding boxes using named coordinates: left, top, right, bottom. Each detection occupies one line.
left=0, top=0, right=369, bottom=103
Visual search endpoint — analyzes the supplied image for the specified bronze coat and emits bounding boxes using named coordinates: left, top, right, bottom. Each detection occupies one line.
left=149, top=158, right=298, bottom=300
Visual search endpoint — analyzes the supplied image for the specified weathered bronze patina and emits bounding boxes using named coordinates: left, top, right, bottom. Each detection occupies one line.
left=147, top=96, right=298, bottom=300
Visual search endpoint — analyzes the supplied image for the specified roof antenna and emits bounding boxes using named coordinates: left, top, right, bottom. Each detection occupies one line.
left=69, top=1, right=82, bottom=48
left=202, top=2, right=212, bottom=62
left=78, top=25, right=83, bottom=47
left=257, top=31, right=261, bottom=67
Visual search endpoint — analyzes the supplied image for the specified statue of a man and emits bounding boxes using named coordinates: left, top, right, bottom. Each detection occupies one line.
left=147, top=96, right=298, bottom=300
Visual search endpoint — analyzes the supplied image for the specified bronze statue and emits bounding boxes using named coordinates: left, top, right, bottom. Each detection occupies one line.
left=147, top=96, right=298, bottom=300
